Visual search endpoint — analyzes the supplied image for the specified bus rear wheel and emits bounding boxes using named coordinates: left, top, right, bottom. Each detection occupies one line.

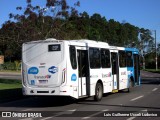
left=94, top=83, right=103, bottom=101
left=126, top=78, right=134, bottom=92
left=129, top=77, right=134, bottom=88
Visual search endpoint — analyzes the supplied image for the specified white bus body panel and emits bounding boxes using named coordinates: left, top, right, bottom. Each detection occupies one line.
left=22, top=40, right=73, bottom=96
left=117, top=47, right=128, bottom=90
left=101, top=68, right=113, bottom=93
left=119, top=68, right=128, bottom=90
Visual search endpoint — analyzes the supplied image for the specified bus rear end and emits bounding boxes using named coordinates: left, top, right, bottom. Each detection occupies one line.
left=22, top=39, right=66, bottom=96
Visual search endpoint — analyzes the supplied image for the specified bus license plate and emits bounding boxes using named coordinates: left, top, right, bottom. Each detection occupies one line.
left=39, top=80, right=48, bottom=84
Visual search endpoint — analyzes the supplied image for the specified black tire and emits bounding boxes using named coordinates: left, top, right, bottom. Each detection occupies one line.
left=122, top=88, right=130, bottom=93
left=94, top=83, right=103, bottom=101
left=129, top=78, right=134, bottom=88
left=127, top=78, right=134, bottom=92
left=126, top=88, right=130, bottom=93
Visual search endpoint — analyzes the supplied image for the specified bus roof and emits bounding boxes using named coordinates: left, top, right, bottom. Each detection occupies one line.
left=23, top=38, right=139, bottom=53
left=23, top=38, right=109, bottom=46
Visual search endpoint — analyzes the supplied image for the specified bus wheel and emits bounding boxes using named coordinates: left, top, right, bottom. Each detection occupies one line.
left=129, top=78, right=134, bottom=88
left=127, top=78, right=134, bottom=92
left=125, top=78, right=134, bottom=93
left=94, top=83, right=103, bottom=101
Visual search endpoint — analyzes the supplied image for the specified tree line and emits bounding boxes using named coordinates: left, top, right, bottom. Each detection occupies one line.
left=0, top=0, right=159, bottom=68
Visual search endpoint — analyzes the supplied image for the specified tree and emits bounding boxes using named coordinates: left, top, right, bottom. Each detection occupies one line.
left=0, top=0, right=80, bottom=61
left=89, top=13, right=108, bottom=41
left=137, top=28, right=154, bottom=69
left=0, top=0, right=155, bottom=63
left=157, top=43, right=160, bottom=55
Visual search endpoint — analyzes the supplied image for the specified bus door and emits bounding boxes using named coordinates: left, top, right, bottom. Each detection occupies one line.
left=111, top=52, right=119, bottom=90
left=77, top=49, right=89, bottom=97
left=133, top=54, right=140, bottom=85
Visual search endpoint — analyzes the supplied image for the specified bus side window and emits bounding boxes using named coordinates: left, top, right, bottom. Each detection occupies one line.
left=126, top=51, right=133, bottom=67
left=89, top=48, right=101, bottom=69
left=70, top=46, right=77, bottom=69
left=119, top=50, right=126, bottom=67
left=101, top=49, right=111, bottom=68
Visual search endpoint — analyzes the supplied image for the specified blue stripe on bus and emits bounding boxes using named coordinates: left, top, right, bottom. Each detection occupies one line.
left=125, top=48, right=139, bottom=87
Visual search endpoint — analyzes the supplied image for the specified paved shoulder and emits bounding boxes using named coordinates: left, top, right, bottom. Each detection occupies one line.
left=0, top=72, right=21, bottom=80
left=0, top=72, right=21, bottom=75
left=141, top=70, right=160, bottom=78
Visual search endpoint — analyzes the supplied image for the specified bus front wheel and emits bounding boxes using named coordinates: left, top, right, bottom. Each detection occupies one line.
left=94, top=83, right=103, bottom=101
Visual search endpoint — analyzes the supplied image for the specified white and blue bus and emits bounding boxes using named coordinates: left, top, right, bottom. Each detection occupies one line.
left=22, top=38, right=140, bottom=101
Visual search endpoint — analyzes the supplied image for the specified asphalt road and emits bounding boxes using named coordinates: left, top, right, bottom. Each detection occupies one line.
left=0, top=71, right=160, bottom=120
left=0, top=72, right=21, bottom=80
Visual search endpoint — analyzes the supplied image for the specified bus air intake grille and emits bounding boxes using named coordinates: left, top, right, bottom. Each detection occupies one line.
left=37, top=91, right=49, bottom=93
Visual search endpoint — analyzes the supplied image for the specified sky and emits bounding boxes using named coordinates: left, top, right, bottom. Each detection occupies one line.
left=0, top=0, right=160, bottom=43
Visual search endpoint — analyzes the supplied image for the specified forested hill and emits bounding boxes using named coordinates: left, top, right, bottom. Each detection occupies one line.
left=0, top=0, right=156, bottom=61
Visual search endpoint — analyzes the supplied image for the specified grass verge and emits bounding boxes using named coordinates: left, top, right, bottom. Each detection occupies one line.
left=143, top=69, right=160, bottom=74
left=0, top=79, right=23, bottom=102
left=0, top=83, right=21, bottom=90
left=0, top=70, right=21, bottom=73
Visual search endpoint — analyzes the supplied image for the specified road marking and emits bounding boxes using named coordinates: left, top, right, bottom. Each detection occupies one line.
left=152, top=88, right=158, bottom=91
left=22, top=109, right=32, bottom=111
left=82, top=109, right=109, bottom=119
left=40, top=117, right=52, bottom=120
left=40, top=109, right=77, bottom=120
left=130, top=95, right=144, bottom=101
left=19, top=109, right=33, bottom=120
left=53, top=109, right=76, bottom=117
left=19, top=118, right=33, bottom=120
left=68, top=109, right=77, bottom=112
left=127, top=116, right=136, bottom=120
left=127, top=109, right=147, bottom=120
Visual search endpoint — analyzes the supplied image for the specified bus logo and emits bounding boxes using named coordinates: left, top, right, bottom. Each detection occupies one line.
left=28, top=67, right=39, bottom=74
left=48, top=66, right=58, bottom=74
left=71, top=74, right=77, bottom=81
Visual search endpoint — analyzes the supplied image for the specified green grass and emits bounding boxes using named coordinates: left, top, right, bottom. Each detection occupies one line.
left=0, top=79, right=21, bottom=84
left=0, top=83, right=21, bottom=90
left=0, top=70, right=21, bottom=73
left=143, top=69, right=160, bottom=73
left=0, top=79, right=22, bottom=101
